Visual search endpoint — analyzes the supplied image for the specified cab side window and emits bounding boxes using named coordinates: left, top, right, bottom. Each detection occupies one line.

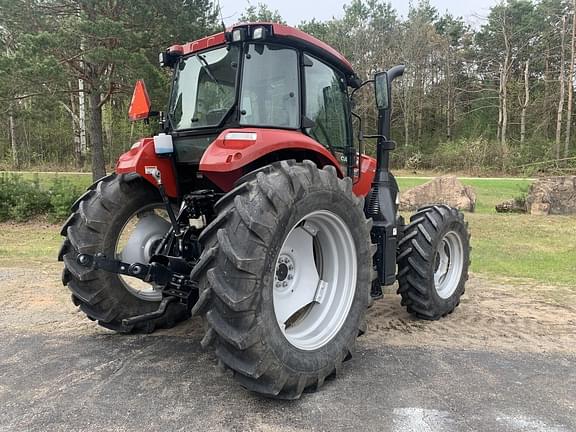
left=304, top=54, right=349, bottom=150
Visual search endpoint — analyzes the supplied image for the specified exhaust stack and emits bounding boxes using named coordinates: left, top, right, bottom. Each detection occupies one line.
left=366, top=65, right=405, bottom=286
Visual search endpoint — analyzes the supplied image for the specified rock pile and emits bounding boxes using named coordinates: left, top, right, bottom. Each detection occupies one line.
left=399, top=175, right=476, bottom=212
left=526, top=176, right=576, bottom=215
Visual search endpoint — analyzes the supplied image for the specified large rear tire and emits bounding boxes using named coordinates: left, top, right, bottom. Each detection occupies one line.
left=397, top=205, right=470, bottom=320
left=58, top=174, right=189, bottom=333
left=192, top=161, right=373, bottom=399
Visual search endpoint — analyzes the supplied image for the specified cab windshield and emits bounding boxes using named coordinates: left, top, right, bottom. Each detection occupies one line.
left=168, top=45, right=240, bottom=130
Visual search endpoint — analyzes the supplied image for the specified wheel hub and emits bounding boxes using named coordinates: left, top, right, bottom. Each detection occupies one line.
left=120, top=212, right=170, bottom=265
left=275, top=254, right=295, bottom=288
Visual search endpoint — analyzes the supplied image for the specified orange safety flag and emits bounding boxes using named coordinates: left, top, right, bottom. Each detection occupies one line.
left=128, top=80, right=151, bottom=121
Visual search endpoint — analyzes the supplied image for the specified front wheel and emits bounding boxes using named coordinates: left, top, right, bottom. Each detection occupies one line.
left=397, top=205, right=470, bottom=320
left=192, top=161, right=373, bottom=399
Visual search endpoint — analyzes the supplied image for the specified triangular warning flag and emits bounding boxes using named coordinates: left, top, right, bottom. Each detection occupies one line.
left=128, top=79, right=151, bottom=121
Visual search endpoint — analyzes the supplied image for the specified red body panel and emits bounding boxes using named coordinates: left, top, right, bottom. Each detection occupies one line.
left=353, top=154, right=377, bottom=197
left=199, top=128, right=376, bottom=196
left=115, top=133, right=376, bottom=198
left=199, top=129, right=343, bottom=190
left=115, top=138, right=179, bottom=198
left=168, top=32, right=227, bottom=57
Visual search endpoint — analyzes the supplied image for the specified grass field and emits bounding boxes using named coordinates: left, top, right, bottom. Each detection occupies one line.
left=0, top=172, right=574, bottom=287
left=1, top=171, right=92, bottom=190
left=398, top=177, right=575, bottom=285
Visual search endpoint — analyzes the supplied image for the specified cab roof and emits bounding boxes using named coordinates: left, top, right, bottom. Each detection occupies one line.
left=167, top=22, right=361, bottom=88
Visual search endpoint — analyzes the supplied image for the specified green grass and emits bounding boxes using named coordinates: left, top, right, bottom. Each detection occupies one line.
left=0, top=223, right=61, bottom=265
left=0, top=171, right=92, bottom=190
left=467, top=214, right=576, bottom=286
left=0, top=172, right=574, bottom=287
left=397, top=176, right=575, bottom=286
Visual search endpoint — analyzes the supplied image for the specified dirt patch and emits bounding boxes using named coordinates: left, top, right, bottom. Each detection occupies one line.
left=1, top=264, right=574, bottom=353
left=366, top=275, right=576, bottom=353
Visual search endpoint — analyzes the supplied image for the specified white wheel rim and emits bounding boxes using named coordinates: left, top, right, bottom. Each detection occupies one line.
left=115, top=204, right=170, bottom=301
left=273, top=210, right=357, bottom=351
left=434, top=230, right=464, bottom=299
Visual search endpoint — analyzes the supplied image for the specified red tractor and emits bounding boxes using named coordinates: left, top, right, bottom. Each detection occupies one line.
left=59, top=23, right=470, bottom=399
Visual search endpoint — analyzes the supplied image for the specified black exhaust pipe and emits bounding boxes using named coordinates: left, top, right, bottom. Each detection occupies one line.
left=366, top=65, right=405, bottom=288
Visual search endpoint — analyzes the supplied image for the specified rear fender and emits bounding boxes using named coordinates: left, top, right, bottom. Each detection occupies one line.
left=115, top=138, right=179, bottom=197
left=199, top=129, right=344, bottom=192
left=199, top=129, right=377, bottom=196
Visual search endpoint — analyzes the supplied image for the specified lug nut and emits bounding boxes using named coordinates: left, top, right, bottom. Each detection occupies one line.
left=275, top=282, right=281, bottom=288
left=288, top=265, right=293, bottom=270
left=287, top=275, right=293, bottom=280
left=282, top=281, right=288, bottom=287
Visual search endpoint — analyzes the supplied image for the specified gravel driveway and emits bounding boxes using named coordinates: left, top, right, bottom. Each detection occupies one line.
left=0, top=264, right=574, bottom=431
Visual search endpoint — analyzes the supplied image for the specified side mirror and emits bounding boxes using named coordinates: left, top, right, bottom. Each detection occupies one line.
left=128, top=80, right=151, bottom=121
left=374, top=72, right=389, bottom=111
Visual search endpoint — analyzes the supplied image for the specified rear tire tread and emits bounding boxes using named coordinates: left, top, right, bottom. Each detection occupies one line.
left=195, top=161, right=372, bottom=399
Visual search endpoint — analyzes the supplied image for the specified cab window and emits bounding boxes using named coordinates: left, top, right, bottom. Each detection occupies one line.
left=304, top=54, right=350, bottom=150
left=240, top=44, right=300, bottom=128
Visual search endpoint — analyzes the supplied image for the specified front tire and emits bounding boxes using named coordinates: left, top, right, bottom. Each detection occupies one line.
left=397, top=205, right=470, bottom=320
left=192, top=161, right=373, bottom=399
left=58, top=174, right=189, bottom=333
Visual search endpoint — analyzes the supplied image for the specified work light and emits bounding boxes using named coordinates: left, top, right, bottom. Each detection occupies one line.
left=252, top=27, right=266, bottom=40
left=232, top=28, right=246, bottom=42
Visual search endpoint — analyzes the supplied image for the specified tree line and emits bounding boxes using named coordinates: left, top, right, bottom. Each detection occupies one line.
left=1, top=0, right=575, bottom=178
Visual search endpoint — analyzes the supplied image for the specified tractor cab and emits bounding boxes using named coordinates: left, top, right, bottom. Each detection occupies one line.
left=162, top=23, right=361, bottom=134
left=127, top=23, right=370, bottom=193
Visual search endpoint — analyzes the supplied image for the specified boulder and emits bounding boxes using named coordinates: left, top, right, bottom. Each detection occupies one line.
left=526, top=176, right=576, bottom=215
left=399, top=175, right=476, bottom=212
left=495, top=198, right=527, bottom=214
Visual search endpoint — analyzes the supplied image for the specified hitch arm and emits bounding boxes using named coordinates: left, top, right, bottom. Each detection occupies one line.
left=76, top=253, right=197, bottom=300
left=77, top=253, right=150, bottom=280
left=75, top=253, right=198, bottom=326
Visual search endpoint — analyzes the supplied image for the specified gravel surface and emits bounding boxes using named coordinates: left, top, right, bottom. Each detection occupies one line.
left=0, top=264, right=574, bottom=431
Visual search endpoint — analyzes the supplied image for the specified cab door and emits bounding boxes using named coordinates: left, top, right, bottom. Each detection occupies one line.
left=302, top=53, right=354, bottom=175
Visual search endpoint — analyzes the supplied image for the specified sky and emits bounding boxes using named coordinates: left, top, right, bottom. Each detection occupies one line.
left=218, top=0, right=499, bottom=27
